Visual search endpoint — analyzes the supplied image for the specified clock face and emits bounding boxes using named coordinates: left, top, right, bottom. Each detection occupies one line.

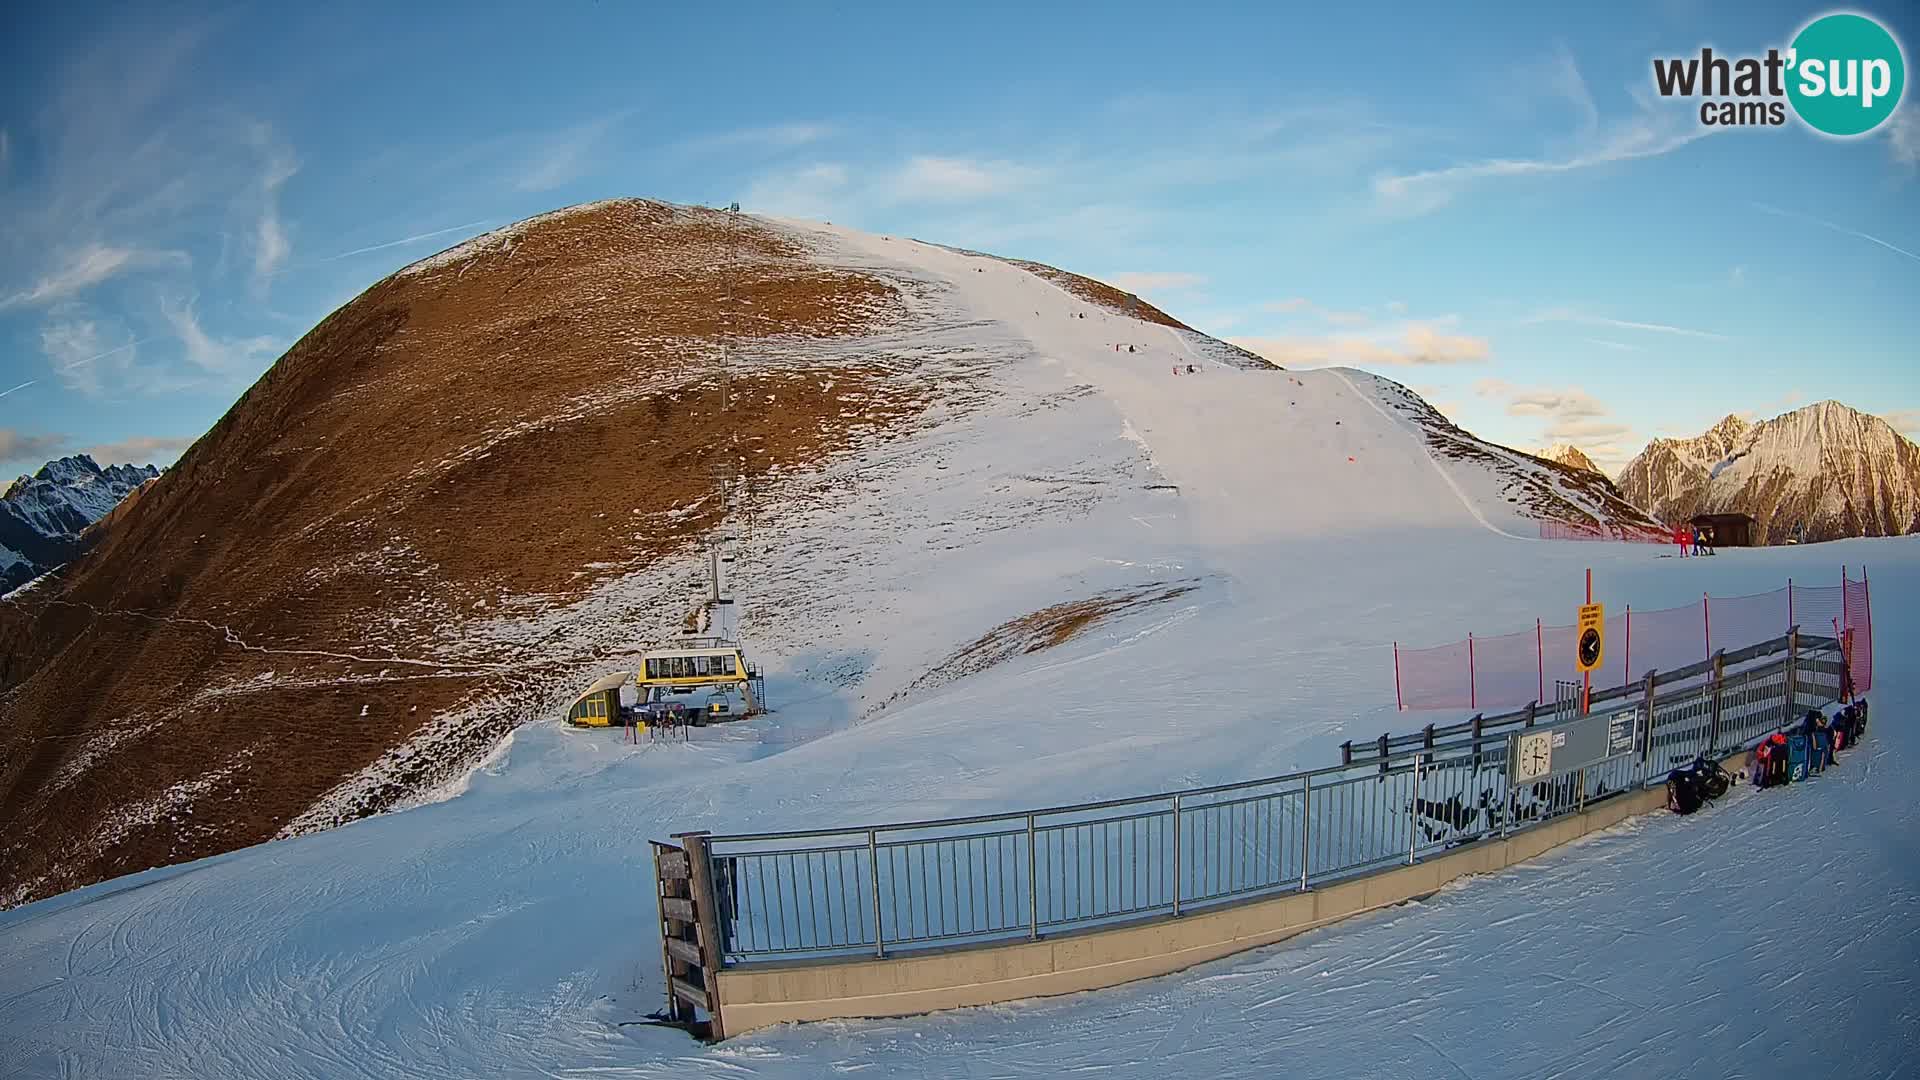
left=1516, top=732, right=1553, bottom=781
left=1578, top=628, right=1602, bottom=668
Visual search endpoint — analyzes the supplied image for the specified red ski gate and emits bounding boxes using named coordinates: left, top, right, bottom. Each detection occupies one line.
left=1394, top=568, right=1873, bottom=712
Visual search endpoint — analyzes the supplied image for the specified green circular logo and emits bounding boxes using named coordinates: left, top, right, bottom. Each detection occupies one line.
left=1787, top=13, right=1906, bottom=136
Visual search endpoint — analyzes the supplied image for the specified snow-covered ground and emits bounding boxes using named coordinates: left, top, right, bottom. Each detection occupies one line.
left=2, top=221, right=1913, bottom=1078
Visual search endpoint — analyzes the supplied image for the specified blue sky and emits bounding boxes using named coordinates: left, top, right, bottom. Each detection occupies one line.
left=1, top=0, right=1915, bottom=476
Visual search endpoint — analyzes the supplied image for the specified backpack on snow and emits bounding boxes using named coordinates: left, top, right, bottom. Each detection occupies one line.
left=1667, top=769, right=1704, bottom=814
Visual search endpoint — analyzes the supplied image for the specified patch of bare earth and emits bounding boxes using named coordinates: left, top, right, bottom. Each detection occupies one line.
left=889, top=582, right=1199, bottom=704
left=0, top=199, right=944, bottom=906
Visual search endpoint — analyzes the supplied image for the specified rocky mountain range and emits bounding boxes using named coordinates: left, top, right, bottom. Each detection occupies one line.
left=1, top=455, right=162, bottom=592
left=1616, top=402, right=1920, bottom=543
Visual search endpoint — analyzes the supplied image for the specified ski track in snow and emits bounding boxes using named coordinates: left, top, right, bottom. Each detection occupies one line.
left=1, top=221, right=1916, bottom=1079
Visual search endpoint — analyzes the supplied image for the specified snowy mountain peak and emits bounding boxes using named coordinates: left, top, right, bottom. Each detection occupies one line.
left=0, top=454, right=162, bottom=589
left=1534, top=443, right=1601, bottom=474
left=1705, top=414, right=1749, bottom=445
left=1618, top=400, right=1920, bottom=542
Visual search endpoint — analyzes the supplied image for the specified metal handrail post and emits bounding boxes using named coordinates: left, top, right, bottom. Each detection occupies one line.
left=1026, top=814, right=1038, bottom=940
left=1408, top=754, right=1421, bottom=865
left=868, top=830, right=884, bottom=958
left=1171, top=795, right=1183, bottom=916
left=1299, top=776, right=1312, bottom=891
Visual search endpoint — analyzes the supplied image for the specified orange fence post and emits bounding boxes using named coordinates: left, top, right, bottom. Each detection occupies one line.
left=1536, top=618, right=1544, bottom=705
left=1468, top=633, right=1476, bottom=711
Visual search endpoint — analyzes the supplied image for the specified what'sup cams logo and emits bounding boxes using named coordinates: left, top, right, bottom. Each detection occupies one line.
left=1652, top=11, right=1906, bottom=135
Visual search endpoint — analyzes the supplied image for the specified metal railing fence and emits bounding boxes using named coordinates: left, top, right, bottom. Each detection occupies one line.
left=683, top=631, right=1848, bottom=966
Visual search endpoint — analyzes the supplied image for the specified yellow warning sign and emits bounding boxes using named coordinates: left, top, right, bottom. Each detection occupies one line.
left=1576, top=602, right=1605, bottom=673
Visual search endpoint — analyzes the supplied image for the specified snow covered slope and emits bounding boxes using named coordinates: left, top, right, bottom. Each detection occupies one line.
left=1619, top=402, right=1920, bottom=542
left=0, top=203, right=1912, bottom=1075
left=0, top=455, right=160, bottom=590
left=0, top=201, right=1661, bottom=908
left=1, top=526, right=1910, bottom=1078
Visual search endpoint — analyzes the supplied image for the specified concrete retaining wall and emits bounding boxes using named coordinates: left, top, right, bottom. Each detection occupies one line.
left=714, top=753, right=1751, bottom=1036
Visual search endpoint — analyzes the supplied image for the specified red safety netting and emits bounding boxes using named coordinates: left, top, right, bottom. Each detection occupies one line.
left=1538, top=520, right=1669, bottom=543
left=1394, top=570, right=1874, bottom=711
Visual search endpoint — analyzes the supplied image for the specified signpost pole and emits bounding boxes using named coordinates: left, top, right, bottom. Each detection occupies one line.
left=1582, top=569, right=1592, bottom=714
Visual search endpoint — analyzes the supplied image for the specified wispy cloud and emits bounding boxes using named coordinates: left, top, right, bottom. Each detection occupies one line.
left=40, top=321, right=156, bottom=396
left=1474, top=377, right=1638, bottom=466
left=887, top=156, right=1042, bottom=202
left=0, top=244, right=188, bottom=311
left=1888, top=108, right=1919, bottom=170
left=1262, top=297, right=1370, bottom=326
left=80, top=433, right=196, bottom=466
left=0, top=129, right=10, bottom=178
left=1232, top=321, right=1491, bottom=368
left=1751, top=201, right=1920, bottom=264
left=318, top=219, right=495, bottom=263
left=1522, top=306, right=1728, bottom=340
left=1884, top=409, right=1920, bottom=439
left=1108, top=272, right=1207, bottom=294
left=676, top=123, right=832, bottom=157
left=1373, top=52, right=1708, bottom=216
left=1583, top=338, right=1640, bottom=351
left=161, top=296, right=280, bottom=375
left=250, top=127, right=299, bottom=287
left=0, top=379, right=36, bottom=400
left=742, top=162, right=850, bottom=219
left=0, top=429, right=69, bottom=466
left=516, top=112, right=634, bottom=192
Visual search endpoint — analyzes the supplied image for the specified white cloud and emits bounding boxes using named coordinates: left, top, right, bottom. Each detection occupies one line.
left=887, top=156, right=1040, bottom=202
left=1883, top=409, right=1920, bottom=439
left=1260, top=297, right=1371, bottom=325
left=1889, top=107, right=1919, bottom=170
left=40, top=319, right=138, bottom=396
left=515, top=112, right=633, bottom=193
left=742, top=162, right=851, bottom=219
left=1108, top=272, right=1206, bottom=294
left=677, top=123, right=832, bottom=157
left=0, top=244, right=188, bottom=310
left=1473, top=378, right=1639, bottom=464
left=251, top=128, right=298, bottom=285
left=160, top=296, right=280, bottom=375
left=1522, top=306, right=1727, bottom=340
left=1232, top=321, right=1490, bottom=368
left=80, top=434, right=195, bottom=466
left=1484, top=382, right=1609, bottom=420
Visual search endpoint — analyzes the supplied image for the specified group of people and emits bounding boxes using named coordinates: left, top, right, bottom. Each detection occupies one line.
left=1674, top=523, right=1716, bottom=557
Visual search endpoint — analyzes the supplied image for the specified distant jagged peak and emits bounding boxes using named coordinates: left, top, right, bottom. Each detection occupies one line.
left=1534, top=442, right=1601, bottom=474
left=1704, top=413, right=1750, bottom=445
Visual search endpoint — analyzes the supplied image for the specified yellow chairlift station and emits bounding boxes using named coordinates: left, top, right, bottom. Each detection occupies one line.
left=565, top=671, right=630, bottom=728
left=638, top=643, right=760, bottom=715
